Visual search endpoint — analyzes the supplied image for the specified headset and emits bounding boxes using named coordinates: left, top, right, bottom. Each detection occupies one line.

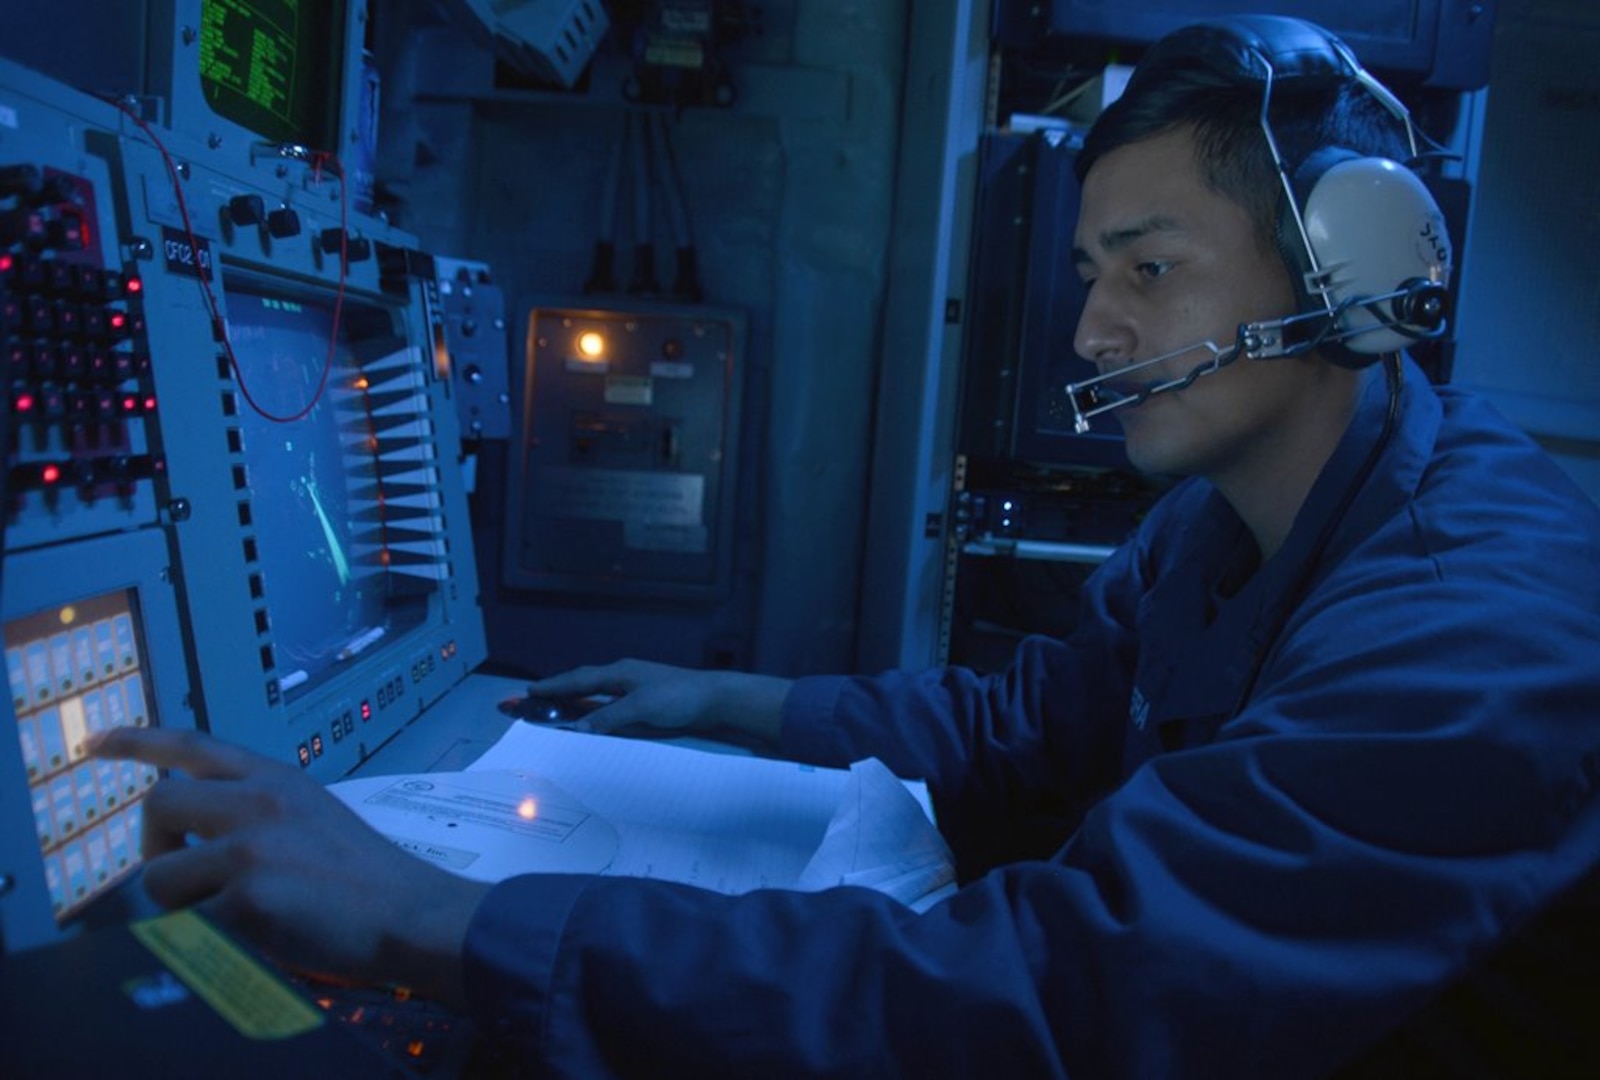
left=1067, top=15, right=1454, bottom=433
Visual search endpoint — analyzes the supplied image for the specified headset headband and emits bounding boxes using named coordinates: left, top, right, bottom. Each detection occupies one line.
left=1125, top=15, right=1421, bottom=160
left=1125, top=15, right=1359, bottom=95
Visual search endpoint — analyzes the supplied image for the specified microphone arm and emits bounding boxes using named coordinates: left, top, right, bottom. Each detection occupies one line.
left=1065, top=280, right=1447, bottom=434
left=1066, top=339, right=1242, bottom=434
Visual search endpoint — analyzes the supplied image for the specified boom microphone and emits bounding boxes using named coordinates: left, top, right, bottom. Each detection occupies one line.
left=1065, top=277, right=1447, bottom=434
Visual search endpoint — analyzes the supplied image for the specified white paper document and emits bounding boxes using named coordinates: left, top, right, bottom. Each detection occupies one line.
left=797, top=757, right=959, bottom=907
left=333, top=724, right=956, bottom=909
left=328, top=769, right=620, bottom=882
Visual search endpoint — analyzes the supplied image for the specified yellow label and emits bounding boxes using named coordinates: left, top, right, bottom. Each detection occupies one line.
left=129, top=910, right=323, bottom=1040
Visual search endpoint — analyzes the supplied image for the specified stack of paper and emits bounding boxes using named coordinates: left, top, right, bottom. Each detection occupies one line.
left=330, top=725, right=956, bottom=911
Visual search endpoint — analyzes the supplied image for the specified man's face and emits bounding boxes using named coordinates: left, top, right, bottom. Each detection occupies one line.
left=1072, top=126, right=1319, bottom=483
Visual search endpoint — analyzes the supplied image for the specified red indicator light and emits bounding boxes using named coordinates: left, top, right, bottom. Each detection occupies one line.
left=125, top=276, right=143, bottom=295
left=121, top=395, right=138, bottom=413
left=360, top=701, right=372, bottom=721
left=41, top=463, right=62, bottom=485
left=142, top=395, right=157, bottom=412
left=0, top=254, right=12, bottom=273
left=16, top=393, right=35, bottom=413
left=109, top=312, right=127, bottom=331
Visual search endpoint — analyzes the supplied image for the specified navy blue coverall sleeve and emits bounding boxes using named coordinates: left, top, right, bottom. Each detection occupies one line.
left=460, top=381, right=1600, bottom=1077
left=461, top=573, right=1600, bottom=1076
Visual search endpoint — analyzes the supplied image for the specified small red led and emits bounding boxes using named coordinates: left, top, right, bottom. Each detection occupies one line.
left=143, top=395, right=157, bottom=412
left=125, top=276, right=143, bottom=295
left=40, top=463, right=62, bottom=485
left=15, top=393, right=36, bottom=413
left=360, top=700, right=372, bottom=721
left=121, top=395, right=138, bottom=414
left=108, top=312, right=127, bottom=331
left=0, top=253, right=12, bottom=274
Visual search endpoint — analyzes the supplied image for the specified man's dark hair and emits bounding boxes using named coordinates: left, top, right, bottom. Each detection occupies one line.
left=1075, top=63, right=1410, bottom=253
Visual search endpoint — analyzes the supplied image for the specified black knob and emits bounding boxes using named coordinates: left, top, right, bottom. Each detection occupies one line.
left=266, top=207, right=301, bottom=238
left=227, top=194, right=265, bottom=226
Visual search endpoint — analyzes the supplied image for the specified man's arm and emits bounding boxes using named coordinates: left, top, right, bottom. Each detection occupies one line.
left=90, top=727, right=490, bottom=1009
left=460, top=575, right=1600, bottom=1077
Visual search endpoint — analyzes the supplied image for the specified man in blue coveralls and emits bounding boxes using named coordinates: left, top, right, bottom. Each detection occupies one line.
left=97, top=15, right=1600, bottom=1078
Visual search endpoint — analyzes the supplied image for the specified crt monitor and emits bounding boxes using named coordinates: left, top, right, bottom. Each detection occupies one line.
left=168, top=259, right=486, bottom=780
left=223, top=275, right=435, bottom=701
left=148, top=0, right=378, bottom=210
left=0, top=1, right=365, bottom=155
left=106, top=78, right=486, bottom=780
left=195, top=0, right=349, bottom=149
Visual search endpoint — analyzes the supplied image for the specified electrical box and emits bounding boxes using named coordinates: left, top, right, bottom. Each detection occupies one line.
left=504, top=299, right=745, bottom=602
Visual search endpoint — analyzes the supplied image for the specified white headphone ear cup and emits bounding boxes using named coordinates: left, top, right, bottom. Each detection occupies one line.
left=1302, top=157, right=1453, bottom=354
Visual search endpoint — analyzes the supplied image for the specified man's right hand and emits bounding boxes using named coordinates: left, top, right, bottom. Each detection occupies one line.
left=89, top=726, right=489, bottom=1009
left=523, top=659, right=792, bottom=746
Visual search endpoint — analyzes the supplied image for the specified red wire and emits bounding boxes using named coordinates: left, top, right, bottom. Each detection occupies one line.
left=107, top=97, right=349, bottom=424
